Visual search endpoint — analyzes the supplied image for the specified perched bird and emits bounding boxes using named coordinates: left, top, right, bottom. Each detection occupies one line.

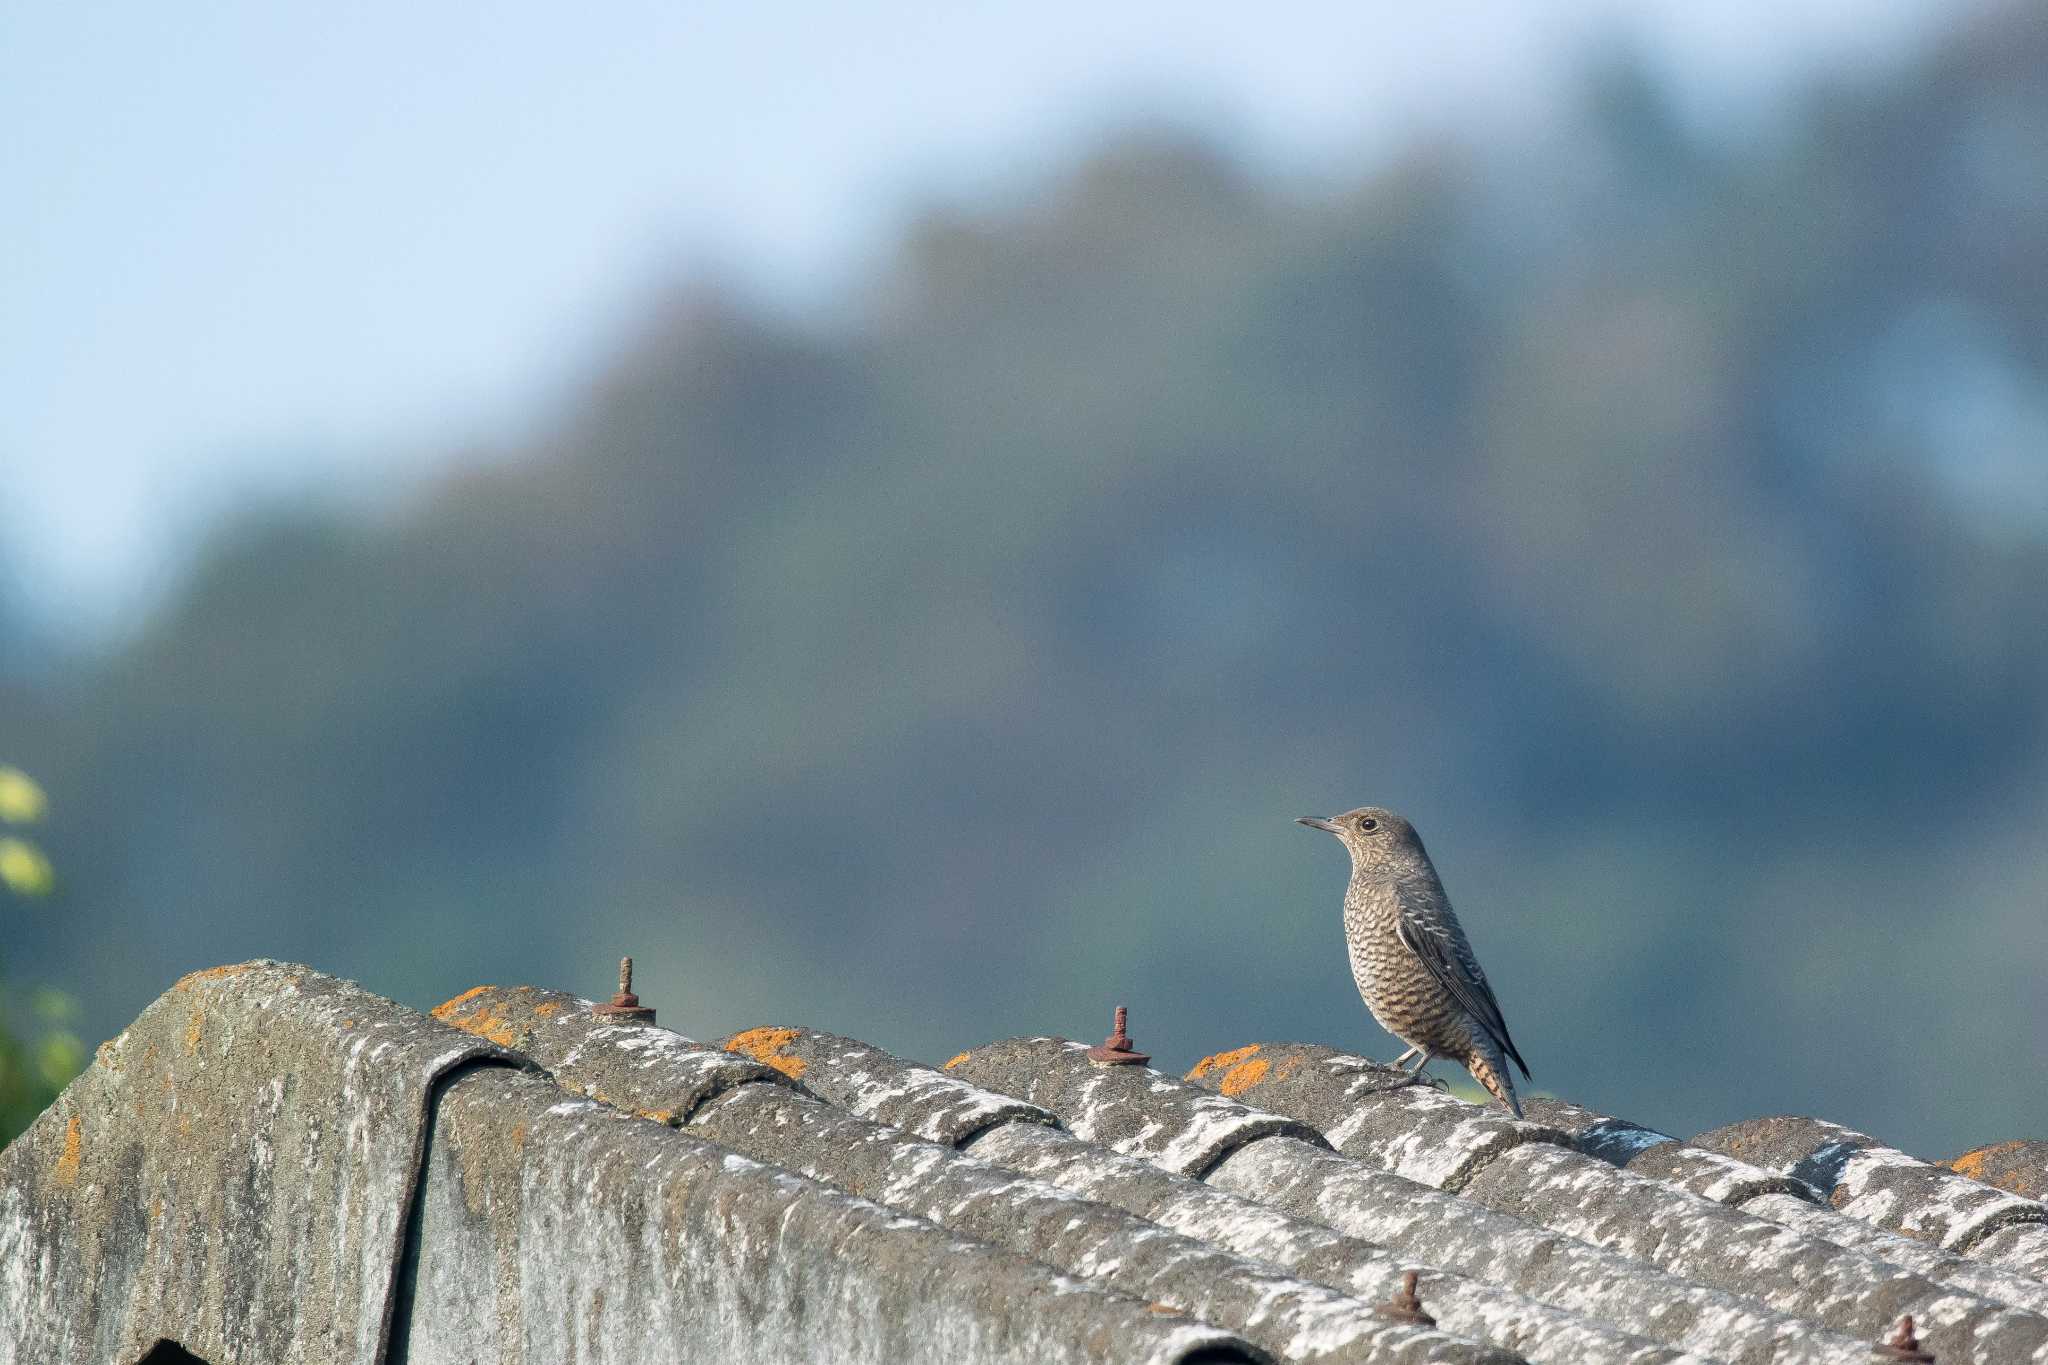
left=1296, top=806, right=1531, bottom=1116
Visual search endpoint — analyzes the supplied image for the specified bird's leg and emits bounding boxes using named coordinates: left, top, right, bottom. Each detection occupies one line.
left=1401, top=1049, right=1448, bottom=1090
left=1359, top=1047, right=1443, bottom=1094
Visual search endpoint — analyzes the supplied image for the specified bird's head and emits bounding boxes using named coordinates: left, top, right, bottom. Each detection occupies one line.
left=1295, top=805, right=1428, bottom=876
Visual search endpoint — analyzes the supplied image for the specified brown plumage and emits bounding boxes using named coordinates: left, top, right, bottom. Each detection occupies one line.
left=1297, top=806, right=1531, bottom=1116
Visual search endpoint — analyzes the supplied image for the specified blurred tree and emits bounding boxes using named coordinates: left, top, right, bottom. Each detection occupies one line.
left=7, top=3, right=2048, bottom=1155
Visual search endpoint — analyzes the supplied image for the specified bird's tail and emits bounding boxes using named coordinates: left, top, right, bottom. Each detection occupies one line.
left=1465, top=1047, right=1523, bottom=1119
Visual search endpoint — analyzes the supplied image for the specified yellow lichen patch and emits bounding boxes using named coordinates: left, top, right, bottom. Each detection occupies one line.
left=183, top=1008, right=206, bottom=1056
left=1948, top=1143, right=2011, bottom=1181
left=173, top=962, right=260, bottom=992
left=942, top=1052, right=970, bottom=1071
left=725, top=1026, right=807, bottom=1079
left=1949, top=1141, right=2037, bottom=1194
left=533, top=1001, right=565, bottom=1018
left=431, top=988, right=523, bottom=1048
left=1185, top=1044, right=1260, bottom=1082
left=53, top=1115, right=82, bottom=1187
left=430, top=985, right=494, bottom=1019
left=633, top=1108, right=679, bottom=1127
left=1217, top=1057, right=1271, bottom=1097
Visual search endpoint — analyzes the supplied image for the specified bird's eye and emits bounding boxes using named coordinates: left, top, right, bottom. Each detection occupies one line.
left=1358, top=817, right=1379, bottom=833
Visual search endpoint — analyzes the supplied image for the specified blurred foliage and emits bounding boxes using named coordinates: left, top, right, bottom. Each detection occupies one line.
left=0, top=839, right=54, bottom=899
left=0, top=767, right=48, bottom=824
left=1, top=765, right=81, bottom=1145
left=6, top=8, right=2048, bottom=1156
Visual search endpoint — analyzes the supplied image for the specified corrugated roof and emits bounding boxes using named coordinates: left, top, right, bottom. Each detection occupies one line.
left=4, top=961, right=2046, bottom=1364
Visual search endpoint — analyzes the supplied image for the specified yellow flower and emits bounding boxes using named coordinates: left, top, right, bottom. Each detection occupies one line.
left=0, top=837, right=54, bottom=897
left=0, top=767, right=47, bottom=824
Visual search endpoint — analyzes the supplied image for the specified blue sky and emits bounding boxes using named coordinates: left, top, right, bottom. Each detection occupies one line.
left=0, top=1, right=1956, bottom=636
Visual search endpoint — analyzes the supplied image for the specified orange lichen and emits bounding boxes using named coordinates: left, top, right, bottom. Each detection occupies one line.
left=942, top=1052, right=970, bottom=1071
left=510, top=1122, right=528, bottom=1149
left=432, top=988, right=523, bottom=1048
left=725, top=1026, right=807, bottom=1079
left=1948, top=1141, right=2043, bottom=1196
left=173, top=963, right=260, bottom=991
left=1185, top=1044, right=1260, bottom=1082
left=431, top=986, right=493, bottom=1019
left=1273, top=1056, right=1304, bottom=1083
left=533, top=1001, right=565, bottom=1018
left=1948, top=1141, right=2020, bottom=1181
left=183, top=1008, right=205, bottom=1056
left=53, top=1115, right=82, bottom=1187
left=1217, top=1057, right=1271, bottom=1097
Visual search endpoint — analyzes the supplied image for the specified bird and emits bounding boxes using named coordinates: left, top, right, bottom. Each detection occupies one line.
left=1296, top=806, right=1531, bottom=1116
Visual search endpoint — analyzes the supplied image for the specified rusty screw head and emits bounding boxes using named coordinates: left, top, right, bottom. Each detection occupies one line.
left=1379, top=1270, right=1436, bottom=1327
left=591, top=956, right=657, bottom=1024
left=1086, top=1005, right=1150, bottom=1066
left=1874, top=1316, right=1933, bottom=1363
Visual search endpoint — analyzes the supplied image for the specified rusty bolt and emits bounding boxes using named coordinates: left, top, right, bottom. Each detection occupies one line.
left=1874, top=1316, right=1933, bottom=1363
left=1086, top=1005, right=1150, bottom=1066
left=592, top=956, right=657, bottom=1024
left=1379, top=1270, right=1436, bottom=1327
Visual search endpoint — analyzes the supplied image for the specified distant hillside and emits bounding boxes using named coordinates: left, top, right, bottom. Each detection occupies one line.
left=12, top=4, right=2048, bottom=1157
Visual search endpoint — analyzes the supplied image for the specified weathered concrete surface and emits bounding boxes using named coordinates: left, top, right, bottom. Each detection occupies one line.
left=728, top=1025, right=1063, bottom=1143
left=1525, top=1097, right=2048, bottom=1316
left=953, top=1038, right=1873, bottom=1362
left=1695, top=1116, right=2048, bottom=1279
left=703, top=1029, right=1692, bottom=1364
left=1950, top=1140, right=2048, bottom=1201
left=0, top=961, right=519, bottom=1365
left=969, top=1122, right=1697, bottom=1364
left=1518, top=1098, right=1681, bottom=1171
left=433, top=983, right=805, bottom=1122
left=400, top=1065, right=1262, bottom=1365
left=944, top=1037, right=1328, bottom=1176
left=1183, top=1044, right=1571, bottom=1191
left=1737, top=1190, right=2048, bottom=1318
left=1206, top=1136, right=1869, bottom=1365
left=428, top=996, right=1519, bottom=1364
left=1463, top=1141, right=2048, bottom=1360
left=1197, top=1044, right=2048, bottom=1362
left=689, top=1083, right=1518, bottom=1365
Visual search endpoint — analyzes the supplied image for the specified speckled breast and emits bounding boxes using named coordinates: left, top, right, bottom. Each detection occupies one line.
left=1343, top=901, right=1468, bottom=1055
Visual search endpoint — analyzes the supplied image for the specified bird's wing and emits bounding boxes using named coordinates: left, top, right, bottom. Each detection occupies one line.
left=1394, top=888, right=1531, bottom=1080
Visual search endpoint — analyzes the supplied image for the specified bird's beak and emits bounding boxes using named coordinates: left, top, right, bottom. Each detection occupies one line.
left=1295, top=816, right=1338, bottom=833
